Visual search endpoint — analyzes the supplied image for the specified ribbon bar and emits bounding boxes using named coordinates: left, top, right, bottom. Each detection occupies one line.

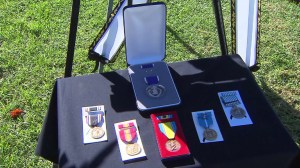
left=118, top=122, right=134, bottom=129
left=85, top=106, right=102, bottom=112
left=156, top=114, right=173, bottom=120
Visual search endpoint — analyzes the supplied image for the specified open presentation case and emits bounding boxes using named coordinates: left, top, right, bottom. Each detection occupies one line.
left=123, top=3, right=181, bottom=111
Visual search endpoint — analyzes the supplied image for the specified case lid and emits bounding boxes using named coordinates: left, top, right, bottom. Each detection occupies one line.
left=123, top=3, right=166, bottom=65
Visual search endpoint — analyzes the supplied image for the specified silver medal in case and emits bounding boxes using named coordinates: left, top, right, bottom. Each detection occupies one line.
left=146, top=84, right=166, bottom=98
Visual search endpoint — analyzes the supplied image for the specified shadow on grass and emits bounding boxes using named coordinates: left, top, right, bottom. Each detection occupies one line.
left=258, top=78, right=300, bottom=146
left=166, top=25, right=202, bottom=58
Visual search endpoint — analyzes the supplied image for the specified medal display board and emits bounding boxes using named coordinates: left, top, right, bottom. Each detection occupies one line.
left=124, top=3, right=181, bottom=111
left=218, top=90, right=253, bottom=126
left=192, top=110, right=224, bottom=143
left=114, top=119, right=146, bottom=162
left=151, top=111, right=190, bottom=160
left=81, top=105, right=107, bottom=144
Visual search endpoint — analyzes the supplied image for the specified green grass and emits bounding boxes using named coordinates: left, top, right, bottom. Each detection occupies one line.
left=0, top=0, right=299, bottom=167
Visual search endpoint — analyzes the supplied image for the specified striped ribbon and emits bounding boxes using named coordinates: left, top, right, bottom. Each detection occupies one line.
left=86, top=112, right=102, bottom=126
left=158, top=122, right=177, bottom=139
left=119, top=122, right=137, bottom=143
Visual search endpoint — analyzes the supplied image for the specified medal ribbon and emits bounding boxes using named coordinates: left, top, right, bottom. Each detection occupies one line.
left=221, top=92, right=240, bottom=107
left=144, top=76, right=159, bottom=85
left=197, top=112, right=213, bottom=128
left=86, top=112, right=102, bottom=126
left=85, top=106, right=102, bottom=112
left=118, top=123, right=137, bottom=143
left=158, top=122, right=177, bottom=139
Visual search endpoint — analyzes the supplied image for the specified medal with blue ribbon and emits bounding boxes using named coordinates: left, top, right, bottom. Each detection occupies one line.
left=85, top=111, right=105, bottom=139
left=158, top=121, right=181, bottom=152
left=197, top=112, right=217, bottom=142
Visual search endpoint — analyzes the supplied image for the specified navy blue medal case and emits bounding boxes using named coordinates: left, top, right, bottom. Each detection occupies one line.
left=123, top=2, right=181, bottom=111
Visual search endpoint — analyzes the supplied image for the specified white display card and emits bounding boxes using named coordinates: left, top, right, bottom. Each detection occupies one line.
left=82, top=105, right=108, bottom=144
left=114, top=119, right=146, bottom=162
left=192, top=110, right=224, bottom=143
left=218, top=90, right=253, bottom=127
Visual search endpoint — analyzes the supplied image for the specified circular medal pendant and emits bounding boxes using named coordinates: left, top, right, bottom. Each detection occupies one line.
left=91, top=127, right=105, bottom=139
left=165, top=140, right=181, bottom=152
left=230, top=105, right=246, bottom=119
left=126, top=143, right=141, bottom=156
left=146, top=85, right=165, bottom=98
left=203, top=128, right=218, bottom=141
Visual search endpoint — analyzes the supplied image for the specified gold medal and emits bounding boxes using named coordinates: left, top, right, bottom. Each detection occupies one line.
left=126, top=143, right=141, bottom=156
left=91, top=127, right=105, bottom=139
left=230, top=105, right=246, bottom=119
left=146, top=84, right=165, bottom=98
left=165, top=140, right=181, bottom=152
left=203, top=128, right=218, bottom=141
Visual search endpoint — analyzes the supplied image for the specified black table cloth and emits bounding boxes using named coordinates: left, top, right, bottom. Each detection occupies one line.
left=35, top=55, right=300, bottom=168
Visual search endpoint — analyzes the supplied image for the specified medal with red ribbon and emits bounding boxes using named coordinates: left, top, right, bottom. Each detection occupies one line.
left=118, top=122, right=141, bottom=156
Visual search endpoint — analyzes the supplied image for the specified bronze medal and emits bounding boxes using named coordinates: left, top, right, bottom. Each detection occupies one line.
left=230, top=105, right=246, bottom=119
left=165, top=140, right=181, bottom=152
left=126, top=143, right=141, bottom=156
left=203, top=128, right=218, bottom=141
left=91, top=127, right=105, bottom=139
left=146, top=84, right=165, bottom=98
